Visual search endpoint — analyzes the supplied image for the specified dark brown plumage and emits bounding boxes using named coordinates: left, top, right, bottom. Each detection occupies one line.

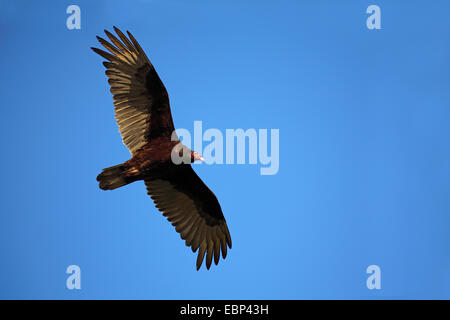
left=92, top=27, right=231, bottom=270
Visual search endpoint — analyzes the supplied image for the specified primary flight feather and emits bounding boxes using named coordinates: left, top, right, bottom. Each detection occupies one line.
left=92, top=27, right=231, bottom=270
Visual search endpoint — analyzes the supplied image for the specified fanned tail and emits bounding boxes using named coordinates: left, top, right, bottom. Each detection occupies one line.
left=97, top=164, right=137, bottom=190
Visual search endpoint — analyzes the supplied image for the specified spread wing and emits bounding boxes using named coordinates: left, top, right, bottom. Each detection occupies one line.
left=92, top=27, right=176, bottom=155
left=144, top=165, right=232, bottom=270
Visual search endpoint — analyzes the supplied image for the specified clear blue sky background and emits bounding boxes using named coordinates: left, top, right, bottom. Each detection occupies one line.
left=0, top=0, right=449, bottom=299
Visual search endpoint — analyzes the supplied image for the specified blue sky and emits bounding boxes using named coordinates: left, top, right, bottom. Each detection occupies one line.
left=0, top=0, right=449, bottom=299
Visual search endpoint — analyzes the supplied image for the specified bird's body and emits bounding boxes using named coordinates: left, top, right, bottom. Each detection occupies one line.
left=127, top=138, right=180, bottom=171
left=92, top=27, right=231, bottom=270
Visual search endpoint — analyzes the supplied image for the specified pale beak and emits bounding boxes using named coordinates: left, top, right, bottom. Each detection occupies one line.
left=199, top=156, right=205, bottom=162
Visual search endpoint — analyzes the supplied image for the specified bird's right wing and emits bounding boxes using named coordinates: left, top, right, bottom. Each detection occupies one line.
left=92, top=27, right=176, bottom=155
left=144, top=165, right=232, bottom=270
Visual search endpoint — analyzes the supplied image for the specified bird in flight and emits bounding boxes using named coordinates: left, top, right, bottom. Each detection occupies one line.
left=92, top=27, right=231, bottom=270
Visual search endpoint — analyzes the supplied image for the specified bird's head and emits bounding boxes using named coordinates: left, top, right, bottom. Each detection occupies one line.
left=191, top=151, right=204, bottom=162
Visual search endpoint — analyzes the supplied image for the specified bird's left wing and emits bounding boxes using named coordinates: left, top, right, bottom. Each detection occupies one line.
left=144, top=165, right=232, bottom=270
left=92, top=27, right=176, bottom=155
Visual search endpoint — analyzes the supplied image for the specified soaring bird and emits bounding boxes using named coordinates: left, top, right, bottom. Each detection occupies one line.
left=92, top=27, right=231, bottom=270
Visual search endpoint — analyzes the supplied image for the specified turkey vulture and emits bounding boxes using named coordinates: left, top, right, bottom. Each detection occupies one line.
left=92, top=27, right=231, bottom=270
